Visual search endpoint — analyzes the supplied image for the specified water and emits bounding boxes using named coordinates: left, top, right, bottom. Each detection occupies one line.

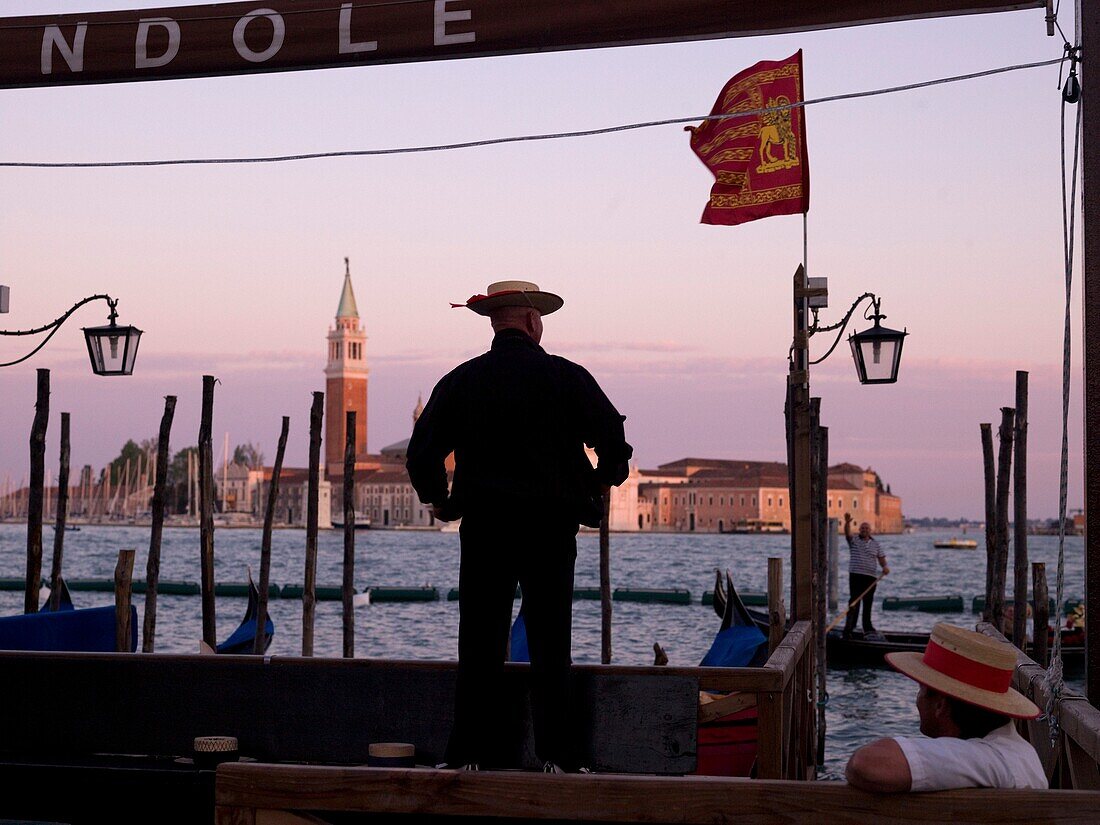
left=0, top=524, right=1084, bottom=778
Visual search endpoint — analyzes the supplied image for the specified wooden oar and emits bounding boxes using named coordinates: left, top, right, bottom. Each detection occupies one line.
left=824, top=571, right=888, bottom=634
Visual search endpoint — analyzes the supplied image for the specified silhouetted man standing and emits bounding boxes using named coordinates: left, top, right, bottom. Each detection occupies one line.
left=407, top=280, right=632, bottom=773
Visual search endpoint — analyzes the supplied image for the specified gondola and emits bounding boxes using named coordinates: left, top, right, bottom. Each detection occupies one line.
left=700, top=570, right=768, bottom=668
left=216, top=570, right=275, bottom=655
left=827, top=626, right=1085, bottom=675
left=0, top=576, right=133, bottom=652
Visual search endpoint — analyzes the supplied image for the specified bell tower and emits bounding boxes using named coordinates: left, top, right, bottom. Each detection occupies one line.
left=325, top=258, right=368, bottom=477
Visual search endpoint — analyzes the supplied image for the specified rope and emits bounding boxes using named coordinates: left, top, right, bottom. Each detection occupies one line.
left=0, top=56, right=1063, bottom=169
left=1043, top=60, right=1082, bottom=747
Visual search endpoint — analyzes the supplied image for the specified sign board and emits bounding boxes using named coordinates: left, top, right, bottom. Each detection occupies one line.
left=0, top=0, right=1042, bottom=89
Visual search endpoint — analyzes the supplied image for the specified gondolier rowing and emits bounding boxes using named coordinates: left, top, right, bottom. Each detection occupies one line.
left=842, top=513, right=889, bottom=641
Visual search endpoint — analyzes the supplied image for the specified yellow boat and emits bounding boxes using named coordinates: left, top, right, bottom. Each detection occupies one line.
left=933, top=538, right=978, bottom=549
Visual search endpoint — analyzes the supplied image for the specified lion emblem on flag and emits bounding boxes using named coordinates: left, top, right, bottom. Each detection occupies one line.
left=756, top=95, right=800, bottom=173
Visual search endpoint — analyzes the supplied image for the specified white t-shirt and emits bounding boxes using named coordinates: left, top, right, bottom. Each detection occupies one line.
left=894, top=722, right=1047, bottom=791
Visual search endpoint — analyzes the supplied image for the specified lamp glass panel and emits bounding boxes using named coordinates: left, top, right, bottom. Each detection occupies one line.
left=84, top=325, right=141, bottom=375
left=858, top=338, right=899, bottom=382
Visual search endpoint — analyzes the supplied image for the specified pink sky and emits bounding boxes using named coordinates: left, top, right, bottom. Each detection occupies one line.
left=0, top=3, right=1083, bottom=518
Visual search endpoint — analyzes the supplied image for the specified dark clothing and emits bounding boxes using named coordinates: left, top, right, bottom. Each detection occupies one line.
left=406, top=328, right=632, bottom=768
left=449, top=511, right=577, bottom=767
left=406, top=328, right=633, bottom=524
left=844, top=572, right=879, bottom=634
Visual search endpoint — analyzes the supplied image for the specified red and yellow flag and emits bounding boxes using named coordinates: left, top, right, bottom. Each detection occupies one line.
left=688, top=50, right=809, bottom=226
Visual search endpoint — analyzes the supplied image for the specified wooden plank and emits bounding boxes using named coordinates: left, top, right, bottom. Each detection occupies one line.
left=256, top=812, right=328, bottom=825
left=756, top=691, right=782, bottom=780
left=1065, top=735, right=1100, bottom=791
left=214, top=764, right=1100, bottom=823
left=216, top=806, right=256, bottom=825
left=764, top=620, right=811, bottom=689
left=0, top=1, right=1044, bottom=90
left=697, top=691, right=755, bottom=724
left=1033, top=562, right=1049, bottom=668
left=600, top=487, right=612, bottom=665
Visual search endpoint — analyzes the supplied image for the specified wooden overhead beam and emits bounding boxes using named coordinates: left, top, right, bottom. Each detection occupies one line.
left=0, top=0, right=1044, bottom=89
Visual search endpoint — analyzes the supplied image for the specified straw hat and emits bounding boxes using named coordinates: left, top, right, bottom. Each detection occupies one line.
left=886, top=623, right=1039, bottom=719
left=451, top=280, right=563, bottom=316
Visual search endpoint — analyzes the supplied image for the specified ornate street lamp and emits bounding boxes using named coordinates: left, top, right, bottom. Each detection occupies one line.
left=848, top=306, right=907, bottom=385
left=82, top=300, right=142, bottom=376
left=808, top=291, right=907, bottom=385
left=0, top=293, right=142, bottom=375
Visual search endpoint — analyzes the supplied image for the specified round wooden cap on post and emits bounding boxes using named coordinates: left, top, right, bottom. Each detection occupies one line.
left=367, top=742, right=415, bottom=767
left=193, top=735, right=239, bottom=770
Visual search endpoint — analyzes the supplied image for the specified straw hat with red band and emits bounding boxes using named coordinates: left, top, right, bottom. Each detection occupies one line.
left=885, top=623, right=1039, bottom=719
left=451, top=280, right=564, bottom=316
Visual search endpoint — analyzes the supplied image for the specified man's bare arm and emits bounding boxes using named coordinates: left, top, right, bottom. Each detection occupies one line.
left=845, top=738, right=912, bottom=793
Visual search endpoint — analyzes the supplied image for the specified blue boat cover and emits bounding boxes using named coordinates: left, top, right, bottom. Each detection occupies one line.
left=700, top=624, right=766, bottom=668
left=0, top=605, right=136, bottom=652
left=508, top=611, right=530, bottom=663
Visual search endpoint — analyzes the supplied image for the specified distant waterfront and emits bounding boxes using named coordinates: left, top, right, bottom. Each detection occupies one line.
left=0, top=524, right=1084, bottom=778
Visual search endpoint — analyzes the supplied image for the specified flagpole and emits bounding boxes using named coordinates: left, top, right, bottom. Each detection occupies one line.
left=803, top=213, right=808, bottom=276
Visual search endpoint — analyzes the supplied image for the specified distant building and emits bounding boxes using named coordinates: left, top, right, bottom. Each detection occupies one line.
left=325, top=258, right=371, bottom=479
left=628, top=458, right=904, bottom=534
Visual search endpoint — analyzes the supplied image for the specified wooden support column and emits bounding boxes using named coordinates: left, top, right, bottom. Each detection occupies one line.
left=789, top=265, right=812, bottom=621
left=48, top=412, right=70, bottom=612
left=143, top=395, right=176, bottom=653
left=343, top=411, right=356, bottom=659
left=600, top=486, right=612, bottom=665
left=981, top=422, right=996, bottom=623
left=199, top=375, right=217, bottom=650
left=256, top=416, right=289, bottom=654
left=991, top=408, right=1015, bottom=634
left=1033, top=562, right=1049, bottom=669
left=1013, top=371, right=1029, bottom=649
left=114, top=548, right=135, bottom=652
left=1081, top=0, right=1100, bottom=708
left=303, top=391, right=323, bottom=657
left=768, top=557, right=785, bottom=654
left=25, top=368, right=49, bottom=614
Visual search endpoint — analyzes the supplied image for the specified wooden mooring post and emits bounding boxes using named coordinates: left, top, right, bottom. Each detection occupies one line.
left=199, top=375, right=217, bottom=650
left=600, top=486, right=612, bottom=665
left=768, top=557, right=785, bottom=655
left=256, top=416, right=289, bottom=654
left=980, top=422, right=996, bottom=623
left=114, top=548, right=135, bottom=652
left=1013, top=371, right=1029, bottom=649
left=303, top=391, right=323, bottom=657
left=48, top=412, right=70, bottom=612
left=143, top=395, right=176, bottom=653
left=25, top=368, right=49, bottom=614
left=1033, top=562, right=1049, bottom=669
left=991, top=407, right=1015, bottom=634
left=343, top=410, right=356, bottom=659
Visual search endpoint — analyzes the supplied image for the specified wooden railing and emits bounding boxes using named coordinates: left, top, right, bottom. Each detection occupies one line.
left=979, top=622, right=1100, bottom=789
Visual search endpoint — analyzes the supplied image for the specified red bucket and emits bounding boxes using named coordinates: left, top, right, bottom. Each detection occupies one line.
left=695, top=706, right=758, bottom=777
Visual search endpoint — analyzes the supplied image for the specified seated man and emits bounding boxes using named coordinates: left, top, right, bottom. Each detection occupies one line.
left=845, top=623, right=1046, bottom=792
